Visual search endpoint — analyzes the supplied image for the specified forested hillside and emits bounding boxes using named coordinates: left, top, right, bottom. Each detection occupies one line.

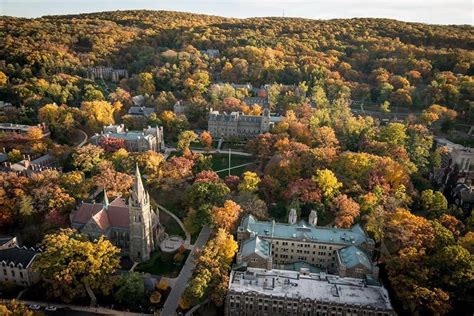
left=1, top=10, right=472, bottom=119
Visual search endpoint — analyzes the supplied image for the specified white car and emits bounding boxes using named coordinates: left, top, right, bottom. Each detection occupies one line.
left=28, top=304, right=41, bottom=310
left=45, top=306, right=57, bottom=311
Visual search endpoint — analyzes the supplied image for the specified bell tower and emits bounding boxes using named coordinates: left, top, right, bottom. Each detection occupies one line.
left=129, top=165, right=154, bottom=262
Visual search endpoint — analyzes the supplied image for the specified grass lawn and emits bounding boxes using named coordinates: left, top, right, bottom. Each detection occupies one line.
left=159, top=210, right=186, bottom=239
left=135, top=250, right=190, bottom=277
left=211, top=153, right=255, bottom=176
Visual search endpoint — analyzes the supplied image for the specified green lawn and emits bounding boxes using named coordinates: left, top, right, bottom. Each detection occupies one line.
left=211, top=153, right=255, bottom=176
left=135, top=250, right=190, bottom=277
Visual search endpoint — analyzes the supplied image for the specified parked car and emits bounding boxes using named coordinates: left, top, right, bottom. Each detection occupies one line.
left=45, top=306, right=57, bottom=311
left=28, top=305, right=41, bottom=310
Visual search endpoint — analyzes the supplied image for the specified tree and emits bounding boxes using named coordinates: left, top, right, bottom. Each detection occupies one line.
left=233, top=192, right=269, bottom=220
left=200, top=131, right=213, bottom=152
left=177, top=130, right=198, bottom=153
left=137, top=72, right=156, bottom=95
left=27, top=127, right=43, bottom=140
left=333, top=194, right=360, bottom=228
left=420, top=190, right=448, bottom=219
left=212, top=200, right=242, bottom=231
left=380, top=122, right=407, bottom=146
left=311, top=126, right=339, bottom=148
left=115, top=272, right=145, bottom=308
left=72, top=144, right=104, bottom=173
left=33, top=229, right=120, bottom=303
left=92, top=161, right=134, bottom=197
left=7, top=149, right=22, bottom=163
left=0, top=71, right=7, bottom=87
left=98, top=137, right=126, bottom=152
left=0, top=300, right=34, bottom=316
left=80, top=100, right=115, bottom=132
left=238, top=171, right=260, bottom=193
left=312, top=169, right=342, bottom=201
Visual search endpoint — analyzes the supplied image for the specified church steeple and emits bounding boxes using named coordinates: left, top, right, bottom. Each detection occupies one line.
left=133, top=164, right=145, bottom=202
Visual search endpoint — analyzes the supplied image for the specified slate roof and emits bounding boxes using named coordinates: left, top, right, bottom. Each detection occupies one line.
left=0, top=247, right=39, bottom=267
left=278, top=261, right=323, bottom=273
left=0, top=235, right=14, bottom=247
left=72, top=197, right=130, bottom=229
left=337, top=245, right=373, bottom=270
left=101, top=131, right=154, bottom=141
left=239, top=215, right=374, bottom=248
left=240, top=236, right=270, bottom=259
left=128, top=106, right=155, bottom=117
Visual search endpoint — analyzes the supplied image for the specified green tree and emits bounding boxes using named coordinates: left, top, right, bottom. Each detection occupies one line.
left=177, top=130, right=198, bottom=153
left=138, top=72, right=156, bottom=95
left=114, top=272, right=145, bottom=308
left=238, top=171, right=261, bottom=193
left=72, top=144, right=104, bottom=173
left=380, top=122, right=407, bottom=146
left=420, top=190, right=448, bottom=219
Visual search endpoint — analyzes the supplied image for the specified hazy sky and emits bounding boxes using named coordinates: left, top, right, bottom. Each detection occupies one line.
left=1, top=0, right=472, bottom=25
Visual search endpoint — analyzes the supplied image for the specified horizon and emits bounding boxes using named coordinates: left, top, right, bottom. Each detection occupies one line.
left=1, top=0, right=473, bottom=25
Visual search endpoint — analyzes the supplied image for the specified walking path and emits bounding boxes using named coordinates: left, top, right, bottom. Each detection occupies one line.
left=160, top=225, right=211, bottom=316
left=75, top=129, right=88, bottom=148
left=214, top=162, right=254, bottom=174
left=156, top=204, right=191, bottom=246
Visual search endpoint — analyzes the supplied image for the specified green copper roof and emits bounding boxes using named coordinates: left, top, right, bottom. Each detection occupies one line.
left=240, top=236, right=270, bottom=259
left=337, top=245, right=373, bottom=270
left=239, top=215, right=374, bottom=248
left=277, top=261, right=323, bottom=273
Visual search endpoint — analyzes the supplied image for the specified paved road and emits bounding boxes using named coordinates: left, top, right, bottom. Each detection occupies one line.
left=75, top=129, right=88, bottom=148
left=160, top=225, right=212, bottom=316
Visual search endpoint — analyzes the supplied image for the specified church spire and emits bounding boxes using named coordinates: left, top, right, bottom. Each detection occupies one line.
left=133, top=164, right=145, bottom=202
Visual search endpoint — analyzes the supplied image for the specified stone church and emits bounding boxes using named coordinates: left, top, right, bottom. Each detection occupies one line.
left=71, top=166, right=162, bottom=262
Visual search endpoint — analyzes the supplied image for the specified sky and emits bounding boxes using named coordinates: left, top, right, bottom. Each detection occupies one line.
left=0, top=0, right=472, bottom=25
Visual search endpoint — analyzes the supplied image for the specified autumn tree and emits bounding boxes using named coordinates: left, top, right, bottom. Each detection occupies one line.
left=34, top=229, right=120, bottom=303
left=92, top=161, right=134, bottom=197
left=137, top=72, right=156, bottom=95
left=212, top=200, right=242, bottom=231
left=72, top=144, right=104, bottom=173
left=114, top=272, right=145, bottom=308
left=238, top=171, right=261, bottom=193
left=80, top=100, right=115, bottom=132
left=312, top=169, right=342, bottom=202
left=333, top=194, right=361, bottom=228
left=200, top=131, right=213, bottom=152
left=0, top=300, right=34, bottom=316
left=177, top=130, right=198, bottom=153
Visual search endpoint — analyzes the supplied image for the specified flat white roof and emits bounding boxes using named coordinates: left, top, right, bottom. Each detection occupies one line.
left=229, top=268, right=393, bottom=311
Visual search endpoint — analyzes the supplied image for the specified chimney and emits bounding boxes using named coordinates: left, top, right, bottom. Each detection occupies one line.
left=309, top=210, right=318, bottom=227
left=288, top=208, right=297, bottom=225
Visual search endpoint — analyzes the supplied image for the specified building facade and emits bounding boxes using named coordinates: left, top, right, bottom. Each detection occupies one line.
left=0, top=123, right=50, bottom=137
left=71, top=166, right=162, bottom=262
left=91, top=124, right=165, bottom=152
left=0, top=247, right=40, bottom=286
left=86, top=66, right=128, bottom=82
left=237, top=211, right=376, bottom=277
left=225, top=267, right=395, bottom=316
left=208, top=109, right=271, bottom=139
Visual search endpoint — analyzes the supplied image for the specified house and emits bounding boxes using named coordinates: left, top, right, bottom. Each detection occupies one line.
left=71, top=166, right=163, bottom=262
left=0, top=246, right=41, bottom=286
left=173, top=100, right=189, bottom=116
left=0, top=123, right=50, bottom=137
left=200, top=49, right=220, bottom=58
left=86, top=66, right=128, bottom=82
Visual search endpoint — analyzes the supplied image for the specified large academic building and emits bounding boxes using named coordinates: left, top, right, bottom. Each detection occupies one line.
left=208, top=109, right=271, bottom=139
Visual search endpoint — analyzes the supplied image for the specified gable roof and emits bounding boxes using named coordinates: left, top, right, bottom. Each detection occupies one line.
left=337, top=245, right=373, bottom=270
left=72, top=197, right=130, bottom=229
left=238, top=215, right=374, bottom=248
left=241, top=236, right=270, bottom=259
left=93, top=209, right=110, bottom=230
left=0, top=247, right=39, bottom=267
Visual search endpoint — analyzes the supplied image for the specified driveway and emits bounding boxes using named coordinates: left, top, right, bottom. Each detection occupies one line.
left=160, top=225, right=211, bottom=316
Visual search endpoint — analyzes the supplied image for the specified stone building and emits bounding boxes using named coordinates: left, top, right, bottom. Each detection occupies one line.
left=0, top=236, right=17, bottom=250
left=0, top=246, right=41, bottom=286
left=208, top=109, right=271, bottom=139
left=86, top=66, right=128, bottom=82
left=236, top=211, right=376, bottom=278
left=91, top=124, right=165, bottom=152
left=225, top=267, right=395, bottom=316
left=71, top=166, right=162, bottom=262
left=0, top=123, right=50, bottom=137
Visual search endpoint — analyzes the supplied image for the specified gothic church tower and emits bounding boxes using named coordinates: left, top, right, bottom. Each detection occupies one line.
left=129, top=165, right=155, bottom=262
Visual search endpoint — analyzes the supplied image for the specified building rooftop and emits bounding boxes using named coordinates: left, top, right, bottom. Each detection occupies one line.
left=72, top=197, right=130, bottom=229
left=241, top=236, right=270, bottom=259
left=100, top=131, right=155, bottom=141
left=0, top=246, right=39, bottom=267
left=0, top=235, right=15, bottom=247
left=128, top=106, right=155, bottom=117
left=229, top=267, right=393, bottom=311
left=276, top=261, right=323, bottom=274
left=239, top=215, right=374, bottom=248
left=337, top=245, right=373, bottom=270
